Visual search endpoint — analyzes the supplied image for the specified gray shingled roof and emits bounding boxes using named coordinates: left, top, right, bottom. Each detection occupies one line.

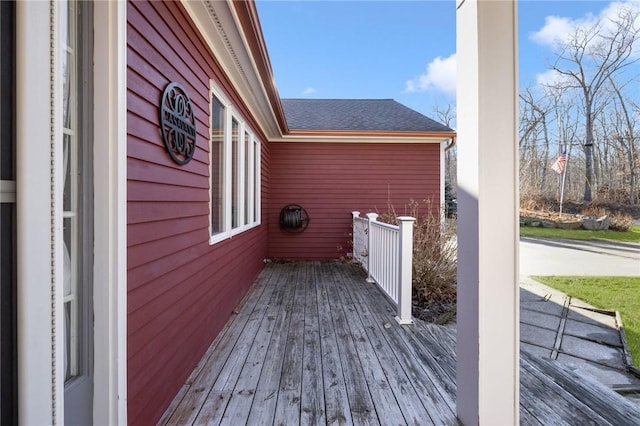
left=281, top=99, right=453, bottom=132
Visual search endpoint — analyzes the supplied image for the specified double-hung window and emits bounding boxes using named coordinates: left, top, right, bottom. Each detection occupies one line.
left=209, top=82, right=261, bottom=244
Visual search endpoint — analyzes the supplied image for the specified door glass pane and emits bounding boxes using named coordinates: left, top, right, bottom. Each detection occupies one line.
left=62, top=0, right=93, bottom=423
left=62, top=0, right=80, bottom=383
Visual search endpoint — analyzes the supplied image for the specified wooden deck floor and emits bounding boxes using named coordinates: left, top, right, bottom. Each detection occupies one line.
left=160, top=262, right=640, bottom=425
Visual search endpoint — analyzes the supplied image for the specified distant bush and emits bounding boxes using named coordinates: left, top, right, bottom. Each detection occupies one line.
left=520, top=192, right=639, bottom=232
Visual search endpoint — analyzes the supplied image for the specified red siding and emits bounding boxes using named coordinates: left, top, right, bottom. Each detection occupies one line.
left=126, top=2, right=269, bottom=424
left=268, top=142, right=441, bottom=260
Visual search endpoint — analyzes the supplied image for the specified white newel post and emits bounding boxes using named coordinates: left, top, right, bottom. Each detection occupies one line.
left=396, top=216, right=415, bottom=325
left=365, top=213, right=378, bottom=283
left=351, top=211, right=360, bottom=261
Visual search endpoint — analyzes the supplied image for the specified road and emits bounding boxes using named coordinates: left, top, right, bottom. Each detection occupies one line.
left=519, top=237, right=640, bottom=276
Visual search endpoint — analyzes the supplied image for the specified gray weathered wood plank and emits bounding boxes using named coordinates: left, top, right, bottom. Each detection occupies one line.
left=165, top=267, right=274, bottom=424
left=274, top=263, right=307, bottom=424
left=323, top=263, right=379, bottom=425
left=300, top=263, right=327, bottom=425
left=245, top=263, right=299, bottom=425
left=161, top=262, right=640, bottom=426
left=218, top=265, right=290, bottom=426
left=313, top=262, right=354, bottom=426
left=332, top=265, right=406, bottom=426
left=524, top=352, right=640, bottom=425
left=339, top=264, right=457, bottom=424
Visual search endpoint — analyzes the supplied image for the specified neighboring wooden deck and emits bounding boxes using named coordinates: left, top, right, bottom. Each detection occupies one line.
left=160, top=262, right=640, bottom=425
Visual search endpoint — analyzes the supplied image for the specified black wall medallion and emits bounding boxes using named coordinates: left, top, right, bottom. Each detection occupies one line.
left=159, top=82, right=197, bottom=165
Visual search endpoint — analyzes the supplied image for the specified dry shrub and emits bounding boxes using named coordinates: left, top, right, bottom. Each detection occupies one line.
left=521, top=192, right=639, bottom=231
left=581, top=205, right=635, bottom=231
left=381, top=200, right=458, bottom=311
left=609, top=213, right=635, bottom=231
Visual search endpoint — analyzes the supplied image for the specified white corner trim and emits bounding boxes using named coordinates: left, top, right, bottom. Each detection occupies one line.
left=92, top=1, right=128, bottom=424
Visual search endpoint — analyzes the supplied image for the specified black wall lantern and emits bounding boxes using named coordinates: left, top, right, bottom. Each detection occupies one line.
left=279, top=204, right=310, bottom=233
left=159, top=82, right=196, bottom=165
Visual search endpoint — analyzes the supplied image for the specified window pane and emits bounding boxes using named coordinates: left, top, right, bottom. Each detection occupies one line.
left=254, top=140, right=260, bottom=223
left=244, top=131, right=250, bottom=225
left=231, top=119, right=239, bottom=229
left=210, top=95, right=225, bottom=234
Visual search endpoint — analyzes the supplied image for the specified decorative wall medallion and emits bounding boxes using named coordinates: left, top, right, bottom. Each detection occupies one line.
left=159, top=82, right=197, bottom=165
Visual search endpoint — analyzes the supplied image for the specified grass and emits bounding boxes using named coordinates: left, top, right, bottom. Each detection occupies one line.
left=532, top=276, right=640, bottom=366
left=520, top=224, right=640, bottom=243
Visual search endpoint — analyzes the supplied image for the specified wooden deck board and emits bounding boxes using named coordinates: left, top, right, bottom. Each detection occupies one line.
left=322, top=263, right=380, bottom=425
left=313, top=263, right=353, bottom=426
left=162, top=261, right=640, bottom=426
left=300, top=264, right=327, bottom=425
left=336, top=264, right=456, bottom=425
left=245, top=263, right=299, bottom=426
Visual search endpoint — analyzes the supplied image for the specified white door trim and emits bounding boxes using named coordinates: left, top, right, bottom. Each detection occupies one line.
left=16, top=1, right=128, bottom=424
left=16, top=1, right=63, bottom=424
left=92, top=1, right=128, bottom=424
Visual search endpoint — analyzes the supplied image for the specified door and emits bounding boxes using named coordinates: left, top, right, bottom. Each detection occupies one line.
left=62, top=1, right=94, bottom=424
left=0, top=1, right=17, bottom=424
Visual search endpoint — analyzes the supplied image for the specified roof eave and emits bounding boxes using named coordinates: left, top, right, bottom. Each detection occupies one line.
left=181, top=0, right=288, bottom=140
left=232, top=1, right=289, bottom=134
left=272, top=130, right=457, bottom=144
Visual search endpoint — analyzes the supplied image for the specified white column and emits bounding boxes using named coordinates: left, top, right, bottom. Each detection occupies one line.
left=395, top=216, right=415, bottom=325
left=456, top=1, right=520, bottom=425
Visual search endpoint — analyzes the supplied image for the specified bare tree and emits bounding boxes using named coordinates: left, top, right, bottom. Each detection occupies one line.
left=519, top=88, right=552, bottom=193
left=608, top=77, right=638, bottom=205
left=546, top=5, right=640, bottom=201
left=433, top=104, right=457, bottom=195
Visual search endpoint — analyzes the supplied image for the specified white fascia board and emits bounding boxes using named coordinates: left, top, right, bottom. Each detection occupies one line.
left=269, top=135, right=453, bottom=144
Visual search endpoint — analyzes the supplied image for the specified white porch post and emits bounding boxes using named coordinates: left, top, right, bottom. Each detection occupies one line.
left=395, top=216, right=415, bottom=325
left=456, top=0, right=520, bottom=425
left=351, top=211, right=360, bottom=260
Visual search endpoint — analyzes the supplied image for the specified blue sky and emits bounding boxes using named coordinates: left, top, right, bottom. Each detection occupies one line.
left=255, top=0, right=638, bottom=121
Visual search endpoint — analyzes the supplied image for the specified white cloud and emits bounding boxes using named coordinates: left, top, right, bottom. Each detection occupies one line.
left=530, top=1, right=640, bottom=50
left=535, top=69, right=572, bottom=87
left=404, top=53, right=456, bottom=96
left=530, top=15, right=575, bottom=46
left=302, top=87, right=316, bottom=95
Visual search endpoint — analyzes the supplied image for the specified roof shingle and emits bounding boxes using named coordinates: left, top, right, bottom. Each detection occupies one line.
left=281, top=99, right=453, bottom=132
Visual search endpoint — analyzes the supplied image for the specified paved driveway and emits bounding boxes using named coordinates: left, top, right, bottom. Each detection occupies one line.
left=520, top=237, right=640, bottom=276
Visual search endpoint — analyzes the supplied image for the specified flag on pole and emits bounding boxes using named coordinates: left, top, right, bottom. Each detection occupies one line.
left=551, top=152, right=567, bottom=174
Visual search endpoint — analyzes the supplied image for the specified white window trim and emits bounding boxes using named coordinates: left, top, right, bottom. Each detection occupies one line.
left=209, top=81, right=261, bottom=245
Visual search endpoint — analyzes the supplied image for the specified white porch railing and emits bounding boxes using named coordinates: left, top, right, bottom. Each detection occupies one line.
left=352, top=211, right=415, bottom=325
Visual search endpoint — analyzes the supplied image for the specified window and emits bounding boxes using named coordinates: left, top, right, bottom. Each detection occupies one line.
left=210, top=94, right=225, bottom=235
left=231, top=118, right=239, bottom=229
left=209, top=83, right=261, bottom=244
